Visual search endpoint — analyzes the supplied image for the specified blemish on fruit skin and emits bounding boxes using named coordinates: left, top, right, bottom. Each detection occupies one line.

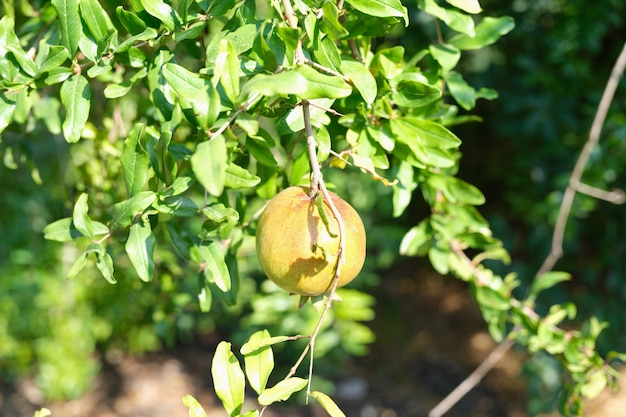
left=256, top=186, right=366, bottom=296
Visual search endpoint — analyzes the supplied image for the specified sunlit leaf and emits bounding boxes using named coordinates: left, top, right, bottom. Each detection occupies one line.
left=125, top=221, right=156, bottom=282
left=52, top=0, right=81, bottom=55
left=121, top=124, right=150, bottom=196
left=182, top=395, right=207, bottom=417
left=445, top=0, right=482, bottom=14
left=211, top=342, right=245, bottom=416
left=311, top=391, right=346, bottom=417
left=345, top=0, right=409, bottom=26
left=60, top=74, right=91, bottom=143
left=449, top=16, right=515, bottom=50
left=72, top=193, right=94, bottom=239
left=191, top=135, right=228, bottom=196
left=258, top=377, right=307, bottom=405
left=242, top=330, right=274, bottom=395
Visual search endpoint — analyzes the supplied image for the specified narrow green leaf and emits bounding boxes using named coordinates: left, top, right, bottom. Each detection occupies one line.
left=403, top=117, right=461, bottom=149
left=191, top=135, right=228, bottom=196
left=243, top=330, right=274, bottom=395
left=43, top=217, right=81, bottom=241
left=197, top=241, right=231, bottom=293
left=530, top=272, right=572, bottom=299
left=0, top=91, right=17, bottom=134
left=296, top=65, right=353, bottom=99
left=392, top=74, right=441, bottom=108
left=224, top=163, right=261, bottom=189
left=345, top=0, right=409, bottom=26
left=214, top=39, right=240, bottom=104
left=87, top=244, right=116, bottom=284
left=182, top=395, right=207, bottom=417
left=163, top=62, right=220, bottom=129
left=341, top=58, right=377, bottom=104
left=7, top=43, right=37, bottom=77
left=449, top=16, right=515, bottom=50
left=38, top=45, right=70, bottom=73
left=73, top=193, right=95, bottom=239
left=111, top=191, right=157, bottom=230
left=198, top=284, right=212, bottom=312
left=52, top=0, right=81, bottom=56
left=126, top=221, right=156, bottom=282
left=66, top=252, right=88, bottom=280
left=60, top=74, right=91, bottom=143
left=418, top=0, right=475, bottom=36
left=147, top=48, right=176, bottom=121
left=258, top=377, right=307, bottom=406
left=211, top=341, right=245, bottom=416
left=311, top=391, right=346, bottom=417
left=157, top=195, right=198, bottom=217
left=140, top=0, right=179, bottom=31
left=240, top=335, right=293, bottom=355
left=241, top=67, right=351, bottom=101
left=116, top=6, right=147, bottom=35
left=121, top=124, right=150, bottom=196
left=80, top=0, right=115, bottom=42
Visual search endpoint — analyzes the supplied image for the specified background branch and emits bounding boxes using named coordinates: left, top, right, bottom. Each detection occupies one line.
left=429, top=40, right=626, bottom=417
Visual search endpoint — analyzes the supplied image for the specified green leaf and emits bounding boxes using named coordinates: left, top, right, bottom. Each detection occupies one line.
left=126, top=221, right=156, bottom=282
left=241, top=66, right=351, bottom=100
left=224, top=163, right=261, bottom=189
left=449, top=16, right=515, bottom=50
left=311, top=391, right=346, bottom=417
left=580, top=371, right=608, bottom=399
left=258, top=377, right=307, bottom=406
left=148, top=48, right=176, bottom=121
left=163, top=63, right=220, bottom=129
left=87, top=243, right=116, bottom=284
left=116, top=6, right=147, bottom=35
left=240, top=335, right=293, bottom=355
left=444, top=71, right=476, bottom=110
left=429, top=44, right=461, bottom=73
left=196, top=241, right=231, bottom=294
left=392, top=74, right=441, bottom=108
left=191, top=135, right=228, bottom=196
left=198, top=284, right=212, bottom=313
left=66, top=252, right=88, bottom=280
left=211, top=341, right=245, bottom=416
left=243, top=330, right=274, bottom=395
left=418, top=0, right=474, bottom=36
left=38, top=45, right=70, bottom=73
left=341, top=58, right=377, bottom=104
left=529, top=271, right=572, bottom=299
left=345, top=0, right=409, bottom=26
left=214, top=39, right=240, bottom=104
left=111, top=191, right=157, bottom=230
left=73, top=193, right=95, bottom=239
left=0, top=91, right=17, bottom=134
left=121, top=124, right=150, bottom=196
left=80, top=0, right=115, bottom=42
left=404, top=117, right=461, bottom=149
left=140, top=0, right=179, bottom=31
left=157, top=195, right=198, bottom=217
left=182, top=395, right=207, bottom=417
left=52, top=0, right=81, bottom=56
left=60, top=74, right=91, bottom=143
left=445, top=0, right=482, bottom=13
left=43, top=217, right=81, bottom=241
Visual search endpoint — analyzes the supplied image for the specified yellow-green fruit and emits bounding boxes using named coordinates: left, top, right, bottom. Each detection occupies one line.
left=256, top=186, right=366, bottom=296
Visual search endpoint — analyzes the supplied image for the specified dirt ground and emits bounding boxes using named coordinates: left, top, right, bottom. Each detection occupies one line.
left=2, top=262, right=625, bottom=417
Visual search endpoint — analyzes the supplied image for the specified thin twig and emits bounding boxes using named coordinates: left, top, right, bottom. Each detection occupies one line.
left=428, top=41, right=626, bottom=417
left=428, top=337, right=515, bottom=417
left=537, top=40, right=626, bottom=276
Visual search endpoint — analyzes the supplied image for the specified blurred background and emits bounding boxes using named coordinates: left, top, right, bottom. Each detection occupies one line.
left=1, top=0, right=626, bottom=416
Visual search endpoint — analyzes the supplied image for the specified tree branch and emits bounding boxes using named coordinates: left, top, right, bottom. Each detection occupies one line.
left=429, top=40, right=626, bottom=417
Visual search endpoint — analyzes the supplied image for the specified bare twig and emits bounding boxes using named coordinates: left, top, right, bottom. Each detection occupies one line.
left=538, top=40, right=626, bottom=276
left=428, top=337, right=515, bottom=417
left=429, top=41, right=626, bottom=417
